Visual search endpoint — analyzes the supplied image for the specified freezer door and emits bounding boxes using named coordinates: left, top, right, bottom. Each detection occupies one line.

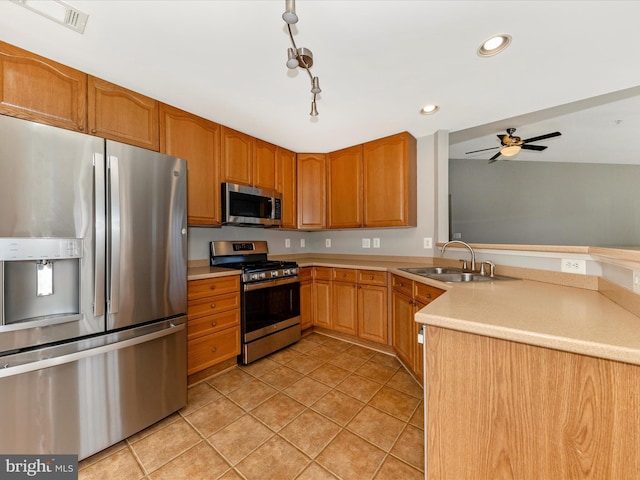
left=0, top=318, right=187, bottom=460
left=106, top=141, right=187, bottom=330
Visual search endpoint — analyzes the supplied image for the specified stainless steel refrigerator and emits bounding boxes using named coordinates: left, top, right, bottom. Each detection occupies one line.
left=0, top=114, right=187, bottom=460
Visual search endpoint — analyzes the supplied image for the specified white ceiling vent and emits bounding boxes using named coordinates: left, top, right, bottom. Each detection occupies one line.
left=10, top=0, right=89, bottom=34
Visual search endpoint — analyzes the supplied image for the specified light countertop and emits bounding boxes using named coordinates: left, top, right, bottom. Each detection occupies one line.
left=188, top=256, right=640, bottom=366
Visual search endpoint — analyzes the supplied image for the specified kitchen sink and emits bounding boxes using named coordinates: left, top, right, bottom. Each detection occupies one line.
left=398, top=267, right=516, bottom=283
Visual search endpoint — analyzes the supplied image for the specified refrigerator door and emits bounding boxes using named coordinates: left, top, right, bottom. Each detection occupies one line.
left=106, top=141, right=187, bottom=330
left=0, top=115, right=106, bottom=351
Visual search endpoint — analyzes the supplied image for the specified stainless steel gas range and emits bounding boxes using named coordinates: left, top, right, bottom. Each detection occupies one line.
left=210, top=241, right=300, bottom=364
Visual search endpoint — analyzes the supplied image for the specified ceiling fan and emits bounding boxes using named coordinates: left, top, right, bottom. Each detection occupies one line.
left=466, top=128, right=562, bottom=163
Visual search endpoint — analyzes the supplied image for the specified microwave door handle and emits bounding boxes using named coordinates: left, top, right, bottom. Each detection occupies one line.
left=93, top=152, right=106, bottom=318
left=108, top=155, right=120, bottom=315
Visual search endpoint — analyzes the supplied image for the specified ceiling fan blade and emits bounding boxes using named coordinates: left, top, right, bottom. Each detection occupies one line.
left=466, top=146, right=500, bottom=154
left=488, top=152, right=502, bottom=163
left=522, top=131, right=562, bottom=143
left=521, top=144, right=547, bottom=151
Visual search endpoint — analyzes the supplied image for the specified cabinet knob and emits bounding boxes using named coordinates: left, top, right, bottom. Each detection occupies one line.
left=210, top=285, right=216, bottom=290
left=91, top=129, right=97, bottom=134
left=369, top=276, right=374, bottom=280
left=426, top=293, right=432, bottom=298
left=211, top=321, right=217, bottom=327
left=211, top=347, right=217, bottom=353
left=210, top=304, right=216, bottom=309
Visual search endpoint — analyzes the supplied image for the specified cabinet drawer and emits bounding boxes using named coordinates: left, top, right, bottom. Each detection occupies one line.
left=188, top=275, right=240, bottom=300
left=314, top=267, right=332, bottom=281
left=392, top=274, right=413, bottom=298
left=299, top=266, right=313, bottom=282
left=187, top=292, right=240, bottom=319
left=188, top=309, right=240, bottom=340
left=333, top=268, right=357, bottom=283
left=414, top=282, right=445, bottom=305
left=187, top=327, right=240, bottom=375
left=357, top=270, right=387, bottom=286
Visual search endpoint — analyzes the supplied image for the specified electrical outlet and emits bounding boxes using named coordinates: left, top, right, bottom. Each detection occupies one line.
left=285, top=238, right=291, bottom=248
left=300, top=239, right=305, bottom=248
left=362, top=238, right=371, bottom=248
left=561, top=258, right=586, bottom=274
left=453, top=233, right=462, bottom=239
left=325, top=238, right=331, bottom=248
left=423, top=237, right=432, bottom=249
left=373, top=238, right=381, bottom=248
left=633, top=271, right=640, bottom=294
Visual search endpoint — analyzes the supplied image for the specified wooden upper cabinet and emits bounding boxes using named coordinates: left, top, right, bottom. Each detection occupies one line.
left=253, top=139, right=277, bottom=190
left=363, top=132, right=417, bottom=227
left=160, top=104, right=221, bottom=226
left=276, top=147, right=297, bottom=229
left=0, top=41, right=87, bottom=132
left=88, top=76, right=159, bottom=150
left=297, top=153, right=327, bottom=230
left=327, top=145, right=364, bottom=228
left=220, top=126, right=253, bottom=185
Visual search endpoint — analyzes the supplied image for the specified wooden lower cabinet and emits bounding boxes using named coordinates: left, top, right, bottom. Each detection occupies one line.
left=425, top=326, right=640, bottom=479
left=312, top=268, right=332, bottom=330
left=299, top=267, right=313, bottom=330
left=187, top=275, right=240, bottom=375
left=391, top=274, right=444, bottom=382
left=311, top=267, right=388, bottom=345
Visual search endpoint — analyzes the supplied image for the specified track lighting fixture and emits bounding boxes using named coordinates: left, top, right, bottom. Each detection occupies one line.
left=282, top=0, right=322, bottom=116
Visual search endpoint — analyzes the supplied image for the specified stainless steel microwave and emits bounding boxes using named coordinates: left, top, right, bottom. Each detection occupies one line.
left=221, top=183, right=282, bottom=226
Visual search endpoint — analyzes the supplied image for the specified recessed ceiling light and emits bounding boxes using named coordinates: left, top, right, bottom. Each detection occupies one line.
left=420, top=104, right=440, bottom=115
left=478, top=34, right=512, bottom=57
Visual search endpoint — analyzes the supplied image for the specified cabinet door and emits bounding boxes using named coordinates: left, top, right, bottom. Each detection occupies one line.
left=327, top=145, right=363, bottom=228
left=220, top=126, right=253, bottom=185
left=300, top=279, right=313, bottom=331
left=88, top=76, right=159, bottom=150
left=358, top=284, right=388, bottom=344
left=413, top=301, right=426, bottom=380
left=332, top=281, right=358, bottom=335
left=313, top=279, right=332, bottom=329
left=363, top=132, right=417, bottom=227
left=0, top=41, right=87, bottom=132
left=392, top=289, right=415, bottom=370
left=160, top=104, right=221, bottom=226
left=276, top=147, right=297, bottom=229
left=297, top=153, right=327, bottom=229
left=253, top=138, right=277, bottom=190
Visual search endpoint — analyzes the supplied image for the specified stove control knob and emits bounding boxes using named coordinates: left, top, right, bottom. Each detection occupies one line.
left=291, top=268, right=298, bottom=275
left=260, top=272, right=266, bottom=279
left=271, top=271, right=279, bottom=278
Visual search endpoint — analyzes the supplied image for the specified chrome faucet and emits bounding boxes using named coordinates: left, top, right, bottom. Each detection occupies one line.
left=441, top=240, right=476, bottom=272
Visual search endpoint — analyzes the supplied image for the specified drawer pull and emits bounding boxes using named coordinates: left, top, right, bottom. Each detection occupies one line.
left=210, top=304, right=216, bottom=309
left=211, top=321, right=217, bottom=327
left=426, top=293, right=432, bottom=298
left=369, top=276, right=374, bottom=280
left=210, top=285, right=216, bottom=290
left=211, top=347, right=217, bottom=353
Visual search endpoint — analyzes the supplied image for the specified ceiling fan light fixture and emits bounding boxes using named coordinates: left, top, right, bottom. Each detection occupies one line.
left=420, top=104, right=440, bottom=115
left=500, top=145, right=521, bottom=157
left=478, top=34, right=512, bottom=57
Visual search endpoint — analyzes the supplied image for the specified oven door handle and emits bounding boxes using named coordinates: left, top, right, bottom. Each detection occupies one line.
left=243, top=275, right=299, bottom=292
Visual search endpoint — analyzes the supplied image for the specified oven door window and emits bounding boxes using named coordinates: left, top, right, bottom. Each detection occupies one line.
left=243, top=282, right=300, bottom=335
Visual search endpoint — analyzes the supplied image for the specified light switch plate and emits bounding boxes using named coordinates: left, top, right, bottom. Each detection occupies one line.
left=373, top=238, right=380, bottom=248
left=325, top=238, right=331, bottom=248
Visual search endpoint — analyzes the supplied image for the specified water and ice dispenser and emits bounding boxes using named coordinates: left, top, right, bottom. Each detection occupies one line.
left=0, top=238, right=82, bottom=326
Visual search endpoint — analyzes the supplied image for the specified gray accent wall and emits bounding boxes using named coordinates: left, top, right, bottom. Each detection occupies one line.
left=449, top=158, right=640, bottom=247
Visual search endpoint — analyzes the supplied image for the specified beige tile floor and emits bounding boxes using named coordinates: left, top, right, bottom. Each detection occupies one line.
left=78, top=332, right=425, bottom=480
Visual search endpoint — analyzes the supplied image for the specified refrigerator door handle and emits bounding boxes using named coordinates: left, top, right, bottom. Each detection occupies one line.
left=108, top=155, right=120, bottom=314
left=93, top=152, right=106, bottom=318
left=0, top=320, right=185, bottom=379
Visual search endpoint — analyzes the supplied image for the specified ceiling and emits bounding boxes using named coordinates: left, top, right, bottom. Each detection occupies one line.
left=1, top=1, right=639, bottom=153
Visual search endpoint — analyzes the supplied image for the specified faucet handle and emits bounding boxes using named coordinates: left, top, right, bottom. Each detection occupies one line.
left=459, top=259, right=469, bottom=271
